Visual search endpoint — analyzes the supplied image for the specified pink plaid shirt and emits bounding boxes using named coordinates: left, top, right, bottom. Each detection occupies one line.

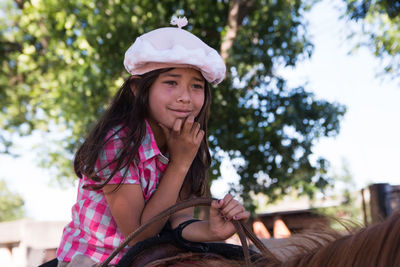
left=56, top=121, right=169, bottom=264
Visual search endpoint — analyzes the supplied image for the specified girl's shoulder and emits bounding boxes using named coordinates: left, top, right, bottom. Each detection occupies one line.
left=105, top=124, right=131, bottom=142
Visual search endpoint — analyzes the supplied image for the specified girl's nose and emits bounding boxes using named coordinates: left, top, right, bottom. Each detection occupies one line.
left=177, top=87, right=191, bottom=103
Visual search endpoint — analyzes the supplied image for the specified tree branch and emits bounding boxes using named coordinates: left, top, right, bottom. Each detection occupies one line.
left=220, top=0, right=240, bottom=63
left=14, top=0, right=26, bottom=9
left=0, top=41, right=22, bottom=53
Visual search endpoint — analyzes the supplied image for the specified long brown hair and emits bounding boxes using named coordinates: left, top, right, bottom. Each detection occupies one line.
left=73, top=68, right=212, bottom=197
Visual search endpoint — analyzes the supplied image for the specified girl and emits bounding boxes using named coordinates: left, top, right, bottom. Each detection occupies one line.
left=50, top=17, right=250, bottom=266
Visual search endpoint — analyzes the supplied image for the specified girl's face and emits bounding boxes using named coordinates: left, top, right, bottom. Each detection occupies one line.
left=147, top=68, right=206, bottom=131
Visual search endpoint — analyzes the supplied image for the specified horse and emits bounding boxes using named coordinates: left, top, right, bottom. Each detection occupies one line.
left=98, top=197, right=400, bottom=267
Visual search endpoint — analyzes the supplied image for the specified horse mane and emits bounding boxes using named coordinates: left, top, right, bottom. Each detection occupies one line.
left=280, top=210, right=400, bottom=267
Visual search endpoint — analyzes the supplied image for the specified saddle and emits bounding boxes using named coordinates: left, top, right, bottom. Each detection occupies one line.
left=116, top=224, right=260, bottom=266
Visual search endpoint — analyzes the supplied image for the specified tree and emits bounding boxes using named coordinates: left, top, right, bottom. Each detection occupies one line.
left=0, top=179, right=25, bottom=221
left=341, top=0, right=400, bottom=82
left=0, top=0, right=346, bottom=211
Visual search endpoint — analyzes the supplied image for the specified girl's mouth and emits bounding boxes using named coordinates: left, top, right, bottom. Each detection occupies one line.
left=169, top=109, right=192, bottom=117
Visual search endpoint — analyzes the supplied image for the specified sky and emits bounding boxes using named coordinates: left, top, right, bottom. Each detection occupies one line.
left=1, top=0, right=399, bottom=221
left=285, top=1, right=400, bottom=189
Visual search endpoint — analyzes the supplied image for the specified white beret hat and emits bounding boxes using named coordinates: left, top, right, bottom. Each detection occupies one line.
left=123, top=17, right=226, bottom=85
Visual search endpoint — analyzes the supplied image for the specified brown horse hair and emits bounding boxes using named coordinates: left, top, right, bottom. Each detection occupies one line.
left=281, top=210, right=400, bottom=267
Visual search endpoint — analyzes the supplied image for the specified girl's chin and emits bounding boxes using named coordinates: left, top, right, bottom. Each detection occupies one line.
left=166, top=117, right=188, bottom=126
left=150, top=117, right=190, bottom=131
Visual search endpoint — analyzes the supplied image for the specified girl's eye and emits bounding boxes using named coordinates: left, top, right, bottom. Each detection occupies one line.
left=192, top=84, right=204, bottom=90
left=164, top=81, right=177, bottom=86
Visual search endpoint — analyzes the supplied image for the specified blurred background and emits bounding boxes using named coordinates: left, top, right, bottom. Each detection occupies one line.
left=1, top=0, right=399, bottom=266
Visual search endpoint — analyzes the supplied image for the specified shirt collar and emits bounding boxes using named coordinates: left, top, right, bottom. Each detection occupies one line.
left=137, top=120, right=166, bottom=162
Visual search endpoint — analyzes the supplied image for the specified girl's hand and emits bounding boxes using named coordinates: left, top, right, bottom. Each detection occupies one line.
left=159, top=115, right=204, bottom=168
left=208, top=194, right=250, bottom=240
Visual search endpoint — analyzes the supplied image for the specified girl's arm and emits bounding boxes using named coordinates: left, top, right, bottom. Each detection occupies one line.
left=104, top=116, right=203, bottom=245
left=103, top=161, right=191, bottom=245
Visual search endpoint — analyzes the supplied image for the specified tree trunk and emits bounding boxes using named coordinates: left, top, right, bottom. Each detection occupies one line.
left=220, top=0, right=255, bottom=62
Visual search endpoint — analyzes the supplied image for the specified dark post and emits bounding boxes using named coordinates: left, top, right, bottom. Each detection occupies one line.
left=369, top=183, right=392, bottom=224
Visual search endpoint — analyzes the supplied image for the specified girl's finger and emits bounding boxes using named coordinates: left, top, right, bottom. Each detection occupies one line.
left=195, top=129, right=204, bottom=143
left=212, top=198, right=224, bottom=209
left=172, top=118, right=183, bottom=135
left=210, top=199, right=224, bottom=218
left=220, top=194, right=233, bottom=208
left=233, top=211, right=250, bottom=221
left=191, top=121, right=201, bottom=135
left=220, top=198, right=240, bottom=216
left=223, top=203, right=244, bottom=220
left=182, top=115, right=194, bottom=133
